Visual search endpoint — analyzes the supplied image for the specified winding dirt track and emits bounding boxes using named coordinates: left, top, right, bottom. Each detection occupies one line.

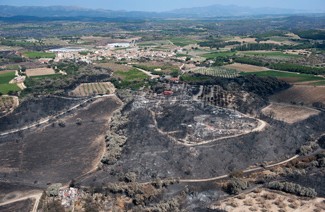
left=0, top=192, right=42, bottom=212
left=0, top=94, right=115, bottom=137
left=150, top=108, right=268, bottom=147
left=179, top=154, right=299, bottom=183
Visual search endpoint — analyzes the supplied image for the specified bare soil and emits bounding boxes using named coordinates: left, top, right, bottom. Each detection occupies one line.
left=71, top=82, right=115, bottom=96
left=94, top=62, right=132, bottom=72
left=270, top=85, right=325, bottom=106
left=25, top=68, right=55, bottom=77
left=262, top=103, right=320, bottom=124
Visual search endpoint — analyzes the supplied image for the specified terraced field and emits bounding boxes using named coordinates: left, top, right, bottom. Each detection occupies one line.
left=71, top=82, right=116, bottom=97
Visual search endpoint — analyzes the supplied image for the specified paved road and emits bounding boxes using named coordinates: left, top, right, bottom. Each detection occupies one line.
left=0, top=94, right=115, bottom=137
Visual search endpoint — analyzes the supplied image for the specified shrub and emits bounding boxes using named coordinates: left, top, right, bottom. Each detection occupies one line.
left=225, top=178, right=248, bottom=195
left=58, top=121, right=66, bottom=127
left=267, top=181, right=317, bottom=198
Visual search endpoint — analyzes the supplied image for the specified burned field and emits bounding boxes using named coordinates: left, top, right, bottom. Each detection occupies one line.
left=0, top=96, right=83, bottom=131
left=154, top=101, right=260, bottom=146
left=96, top=90, right=325, bottom=183
left=0, top=96, right=122, bottom=195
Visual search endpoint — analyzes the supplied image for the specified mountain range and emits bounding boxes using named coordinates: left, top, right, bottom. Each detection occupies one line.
left=0, top=4, right=320, bottom=19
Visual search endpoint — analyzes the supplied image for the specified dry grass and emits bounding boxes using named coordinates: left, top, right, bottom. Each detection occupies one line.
left=223, top=63, right=269, bottom=73
left=71, top=82, right=115, bottom=97
left=25, top=68, right=55, bottom=77
left=262, top=103, right=320, bottom=124
left=270, top=85, right=325, bottom=106
left=94, top=62, right=132, bottom=72
left=228, top=36, right=257, bottom=43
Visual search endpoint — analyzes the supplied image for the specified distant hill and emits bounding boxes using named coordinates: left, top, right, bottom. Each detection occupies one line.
left=0, top=5, right=317, bottom=19
left=169, top=4, right=303, bottom=17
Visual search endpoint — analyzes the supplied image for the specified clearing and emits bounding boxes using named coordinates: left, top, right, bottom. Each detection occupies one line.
left=262, top=103, right=320, bottom=124
left=270, top=85, right=325, bottom=106
left=223, top=63, right=269, bottom=72
left=25, top=68, right=56, bottom=77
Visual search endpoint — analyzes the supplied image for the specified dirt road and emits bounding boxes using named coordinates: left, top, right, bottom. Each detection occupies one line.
left=0, top=192, right=43, bottom=212
left=0, top=94, right=116, bottom=137
left=179, top=154, right=299, bottom=183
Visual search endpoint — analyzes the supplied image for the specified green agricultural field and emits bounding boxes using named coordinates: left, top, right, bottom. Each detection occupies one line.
left=115, top=69, right=149, bottom=82
left=312, top=81, right=325, bottom=86
left=239, top=51, right=301, bottom=59
left=180, top=74, right=212, bottom=83
left=202, top=51, right=236, bottom=59
left=241, top=70, right=325, bottom=82
left=0, top=71, right=16, bottom=84
left=0, top=71, right=21, bottom=94
left=5, top=64, right=20, bottom=70
left=0, top=84, right=20, bottom=94
left=24, top=51, right=56, bottom=59
left=138, top=43, right=157, bottom=47
left=169, top=37, right=197, bottom=47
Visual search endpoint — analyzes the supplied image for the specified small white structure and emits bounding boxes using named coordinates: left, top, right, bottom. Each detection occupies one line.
left=106, top=43, right=130, bottom=49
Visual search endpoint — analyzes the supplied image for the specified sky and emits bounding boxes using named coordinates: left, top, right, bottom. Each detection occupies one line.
left=0, top=0, right=324, bottom=12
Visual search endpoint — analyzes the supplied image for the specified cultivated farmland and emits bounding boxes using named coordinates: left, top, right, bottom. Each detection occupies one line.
left=224, top=63, right=270, bottom=72
left=238, top=51, right=301, bottom=59
left=191, top=67, right=239, bottom=78
left=0, top=71, right=21, bottom=94
left=23, top=51, right=56, bottom=59
left=241, top=71, right=325, bottom=83
left=71, top=82, right=116, bottom=96
left=25, top=68, right=56, bottom=77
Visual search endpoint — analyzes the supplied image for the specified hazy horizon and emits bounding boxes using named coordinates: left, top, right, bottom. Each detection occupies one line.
left=1, top=0, right=324, bottom=12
